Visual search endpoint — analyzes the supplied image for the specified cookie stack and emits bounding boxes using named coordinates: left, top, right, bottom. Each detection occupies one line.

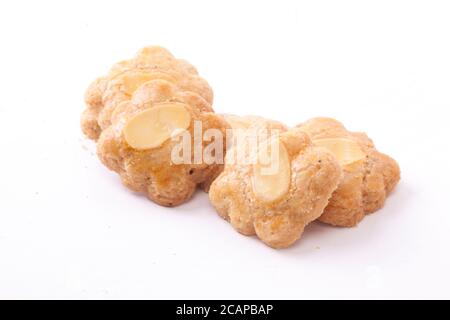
left=81, top=46, right=400, bottom=249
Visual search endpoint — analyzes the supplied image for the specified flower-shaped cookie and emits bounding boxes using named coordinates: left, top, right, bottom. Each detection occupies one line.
left=81, top=46, right=213, bottom=140
left=297, top=118, right=400, bottom=227
left=209, top=119, right=342, bottom=249
left=97, top=79, right=228, bottom=207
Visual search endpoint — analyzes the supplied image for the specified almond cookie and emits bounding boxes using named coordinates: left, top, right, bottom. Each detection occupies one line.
left=97, top=79, right=228, bottom=207
left=209, top=125, right=342, bottom=249
left=81, top=46, right=213, bottom=140
left=297, top=118, right=400, bottom=227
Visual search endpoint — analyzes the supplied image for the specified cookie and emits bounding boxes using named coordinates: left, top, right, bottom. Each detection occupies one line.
left=297, top=118, right=400, bottom=227
left=209, top=119, right=342, bottom=249
left=81, top=46, right=213, bottom=140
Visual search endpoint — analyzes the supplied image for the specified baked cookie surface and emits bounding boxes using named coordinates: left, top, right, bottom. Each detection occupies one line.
left=81, top=46, right=213, bottom=140
left=96, top=79, right=228, bottom=207
left=209, top=119, right=342, bottom=249
left=297, top=118, right=400, bottom=227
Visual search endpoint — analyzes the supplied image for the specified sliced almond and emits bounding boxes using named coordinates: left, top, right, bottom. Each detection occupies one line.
left=122, top=71, right=176, bottom=95
left=313, top=138, right=366, bottom=166
left=251, top=138, right=291, bottom=203
left=123, top=103, right=191, bottom=150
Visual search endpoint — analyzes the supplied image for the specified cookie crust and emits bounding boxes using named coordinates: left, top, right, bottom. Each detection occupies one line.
left=209, top=119, right=342, bottom=248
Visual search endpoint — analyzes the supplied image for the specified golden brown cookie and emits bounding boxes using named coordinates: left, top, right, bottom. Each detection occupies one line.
left=209, top=122, right=342, bottom=249
left=81, top=46, right=213, bottom=140
left=297, top=118, right=400, bottom=227
left=96, top=79, right=228, bottom=207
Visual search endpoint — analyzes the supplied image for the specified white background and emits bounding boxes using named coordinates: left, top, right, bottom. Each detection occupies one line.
left=0, top=0, right=449, bottom=299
